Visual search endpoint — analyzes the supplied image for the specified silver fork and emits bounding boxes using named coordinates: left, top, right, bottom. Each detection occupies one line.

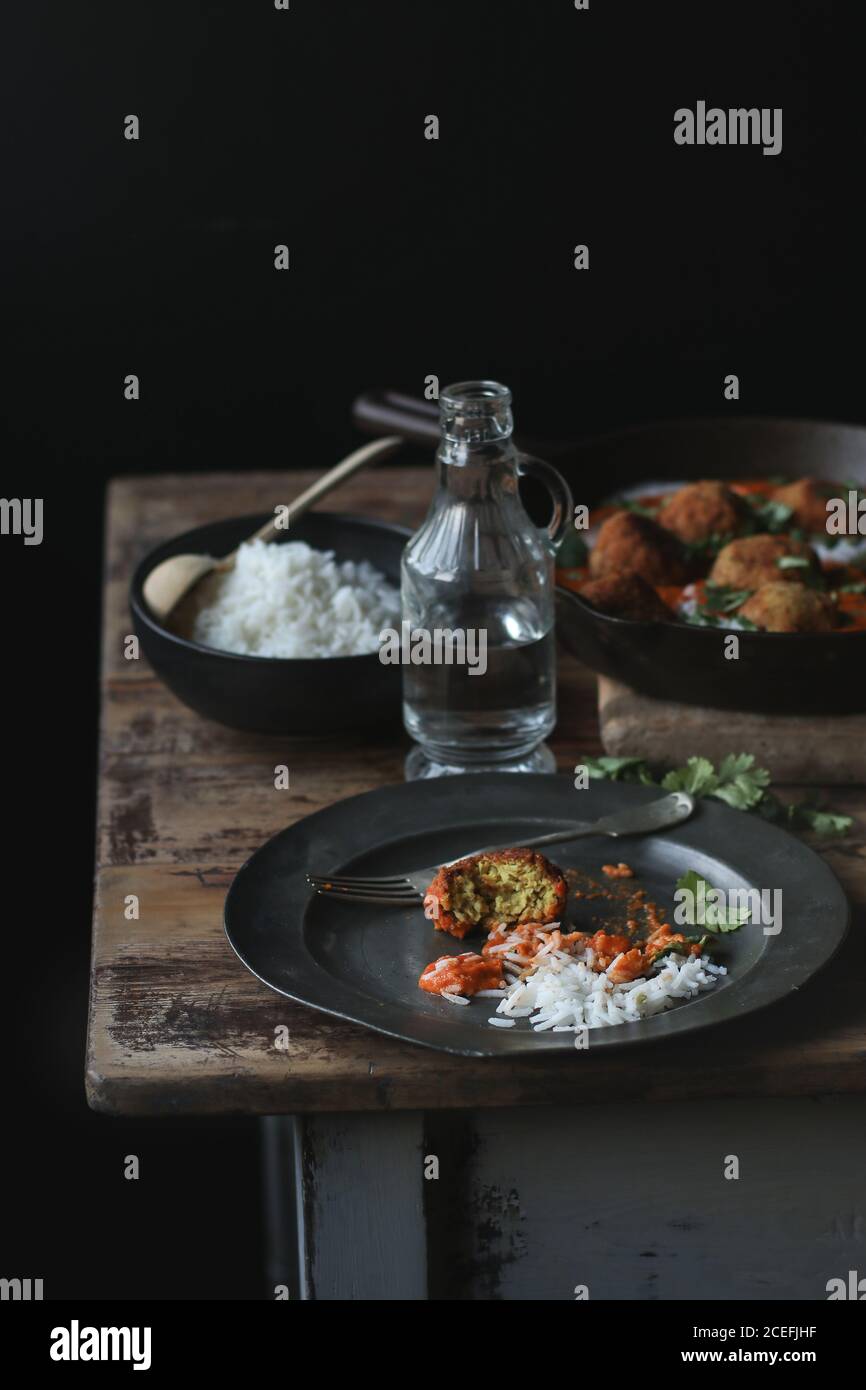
left=305, top=791, right=694, bottom=904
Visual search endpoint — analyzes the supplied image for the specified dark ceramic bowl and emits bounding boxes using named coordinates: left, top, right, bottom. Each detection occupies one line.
left=130, top=512, right=410, bottom=735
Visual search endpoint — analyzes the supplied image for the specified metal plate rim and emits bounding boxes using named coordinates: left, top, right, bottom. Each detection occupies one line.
left=223, top=775, right=850, bottom=1057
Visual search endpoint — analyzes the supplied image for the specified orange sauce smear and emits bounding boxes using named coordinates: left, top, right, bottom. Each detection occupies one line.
left=602, top=862, right=635, bottom=879
left=418, top=953, right=504, bottom=997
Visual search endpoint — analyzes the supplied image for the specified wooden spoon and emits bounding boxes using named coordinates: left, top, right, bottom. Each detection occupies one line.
left=143, top=435, right=403, bottom=623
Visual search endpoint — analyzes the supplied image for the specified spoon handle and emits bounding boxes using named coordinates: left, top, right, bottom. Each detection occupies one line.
left=246, top=435, right=404, bottom=546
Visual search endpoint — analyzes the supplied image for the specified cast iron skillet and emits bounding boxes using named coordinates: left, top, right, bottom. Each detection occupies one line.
left=353, top=393, right=866, bottom=713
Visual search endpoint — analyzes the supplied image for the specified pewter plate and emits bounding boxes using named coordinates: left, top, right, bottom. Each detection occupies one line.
left=224, top=775, right=849, bottom=1056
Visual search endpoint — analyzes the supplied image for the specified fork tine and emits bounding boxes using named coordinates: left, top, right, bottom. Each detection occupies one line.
left=306, top=873, right=413, bottom=889
left=310, top=885, right=421, bottom=905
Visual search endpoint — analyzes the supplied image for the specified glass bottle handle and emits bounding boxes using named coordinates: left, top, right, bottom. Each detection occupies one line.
left=517, top=455, right=574, bottom=549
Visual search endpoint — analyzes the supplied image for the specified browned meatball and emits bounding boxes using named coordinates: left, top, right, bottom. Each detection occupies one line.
left=772, top=478, right=843, bottom=535
left=579, top=573, right=674, bottom=623
left=709, top=534, right=820, bottom=590
left=423, top=849, right=568, bottom=940
left=589, top=511, right=688, bottom=586
left=739, top=581, right=835, bottom=633
left=657, top=481, right=747, bottom=544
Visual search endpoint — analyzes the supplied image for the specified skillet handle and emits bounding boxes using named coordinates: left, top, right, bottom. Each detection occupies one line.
left=352, top=390, right=441, bottom=445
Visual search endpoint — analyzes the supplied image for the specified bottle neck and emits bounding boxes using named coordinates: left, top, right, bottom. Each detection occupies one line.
left=436, top=380, right=518, bottom=496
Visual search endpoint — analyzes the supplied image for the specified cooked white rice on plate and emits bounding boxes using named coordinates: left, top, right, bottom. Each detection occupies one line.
left=487, top=943, right=726, bottom=1032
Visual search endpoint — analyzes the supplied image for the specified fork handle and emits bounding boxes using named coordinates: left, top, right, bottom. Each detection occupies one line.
left=449, top=825, right=603, bottom=863
left=518, top=825, right=605, bottom=850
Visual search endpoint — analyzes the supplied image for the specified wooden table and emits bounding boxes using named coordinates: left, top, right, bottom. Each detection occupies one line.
left=88, top=469, right=866, bottom=1300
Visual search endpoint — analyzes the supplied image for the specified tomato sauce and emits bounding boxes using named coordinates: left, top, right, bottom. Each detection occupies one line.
left=601, top=862, right=635, bottom=879
left=836, top=591, right=866, bottom=632
left=729, top=479, right=776, bottom=498
left=418, top=952, right=504, bottom=997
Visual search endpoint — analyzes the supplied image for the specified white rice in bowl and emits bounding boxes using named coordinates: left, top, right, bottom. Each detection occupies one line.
left=491, top=945, right=726, bottom=1032
left=191, top=539, right=401, bottom=658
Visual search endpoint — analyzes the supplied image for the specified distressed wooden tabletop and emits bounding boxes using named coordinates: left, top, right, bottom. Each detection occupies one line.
left=87, top=469, right=866, bottom=1115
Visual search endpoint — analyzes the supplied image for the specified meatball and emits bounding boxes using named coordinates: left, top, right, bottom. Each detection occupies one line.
left=589, top=511, right=688, bottom=586
left=423, top=849, right=567, bottom=940
left=709, top=534, right=820, bottom=590
left=739, top=581, right=835, bottom=633
left=773, top=478, right=842, bottom=535
left=657, top=480, right=747, bottom=544
left=579, top=572, right=674, bottom=623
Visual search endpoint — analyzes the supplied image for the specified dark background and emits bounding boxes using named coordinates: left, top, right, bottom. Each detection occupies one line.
left=3, top=0, right=863, bottom=1297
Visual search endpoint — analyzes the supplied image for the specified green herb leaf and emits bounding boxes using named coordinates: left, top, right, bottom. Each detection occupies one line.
left=652, top=933, right=713, bottom=962
left=673, top=869, right=705, bottom=919
left=777, top=555, right=811, bottom=570
left=556, top=530, right=589, bottom=568
left=712, top=753, right=771, bottom=811
left=582, top=756, right=654, bottom=784
left=681, top=530, right=742, bottom=563
left=674, top=869, right=750, bottom=932
left=651, top=941, right=689, bottom=962
left=702, top=583, right=752, bottom=614
left=617, top=497, right=658, bottom=519
left=662, top=757, right=718, bottom=797
left=795, top=806, right=853, bottom=837
left=747, top=498, right=794, bottom=533
left=577, top=753, right=854, bottom=839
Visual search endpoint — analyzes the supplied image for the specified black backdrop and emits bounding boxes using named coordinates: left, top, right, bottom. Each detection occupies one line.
left=3, top=0, right=864, bottom=1299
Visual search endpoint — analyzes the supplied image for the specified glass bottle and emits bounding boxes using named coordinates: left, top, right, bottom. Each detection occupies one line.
left=401, top=380, right=572, bottom=778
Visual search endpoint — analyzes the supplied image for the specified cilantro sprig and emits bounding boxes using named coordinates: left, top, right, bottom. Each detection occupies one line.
left=674, top=869, right=751, bottom=931
left=579, top=752, right=852, bottom=837
left=701, top=583, right=752, bottom=615
left=662, top=753, right=770, bottom=810
left=743, top=497, right=794, bottom=534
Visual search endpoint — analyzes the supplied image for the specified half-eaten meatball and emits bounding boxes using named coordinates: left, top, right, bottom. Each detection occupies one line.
left=423, top=849, right=568, bottom=940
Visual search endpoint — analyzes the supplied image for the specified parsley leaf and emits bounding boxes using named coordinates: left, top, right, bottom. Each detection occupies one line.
left=757, top=792, right=853, bottom=837
left=674, top=869, right=750, bottom=932
left=702, top=583, right=752, bottom=614
left=795, top=806, right=853, bottom=837
left=579, top=752, right=853, bottom=838
left=746, top=497, right=794, bottom=533
left=581, top=756, right=655, bottom=784
left=712, top=753, right=771, bottom=810
left=662, top=757, right=718, bottom=797
left=652, top=932, right=713, bottom=961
